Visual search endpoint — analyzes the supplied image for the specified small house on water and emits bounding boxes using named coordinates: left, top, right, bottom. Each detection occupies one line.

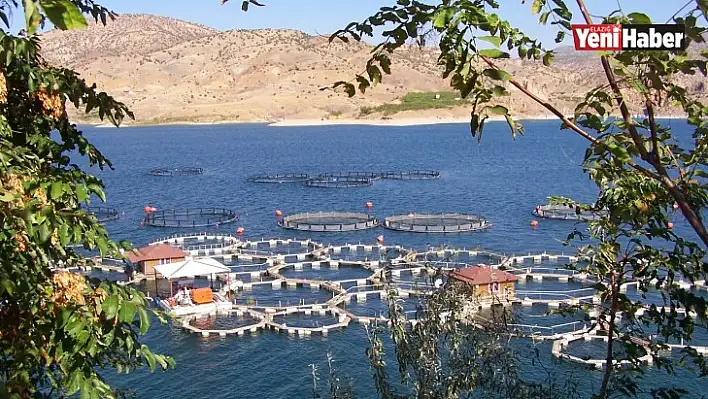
left=450, top=266, right=518, bottom=303
left=127, top=244, right=188, bottom=276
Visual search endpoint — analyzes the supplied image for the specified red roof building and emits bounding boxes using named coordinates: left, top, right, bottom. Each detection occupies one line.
left=450, top=266, right=518, bottom=301
left=127, top=244, right=188, bottom=276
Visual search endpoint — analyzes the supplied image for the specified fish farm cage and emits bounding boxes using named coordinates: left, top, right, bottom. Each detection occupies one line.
left=532, top=205, right=606, bottom=222
left=380, top=170, right=440, bottom=180
left=382, top=213, right=491, bottom=233
left=317, top=172, right=382, bottom=181
left=305, top=176, right=374, bottom=188
left=86, top=206, right=121, bottom=223
left=149, top=167, right=204, bottom=177
left=143, top=208, right=239, bottom=228
left=248, top=170, right=442, bottom=188
left=279, top=211, right=379, bottom=232
left=247, top=173, right=311, bottom=183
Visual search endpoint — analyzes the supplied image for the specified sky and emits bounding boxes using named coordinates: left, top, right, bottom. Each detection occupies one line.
left=8, top=0, right=701, bottom=48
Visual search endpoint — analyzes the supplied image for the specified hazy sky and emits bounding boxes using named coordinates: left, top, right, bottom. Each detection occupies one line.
left=9, top=0, right=700, bottom=47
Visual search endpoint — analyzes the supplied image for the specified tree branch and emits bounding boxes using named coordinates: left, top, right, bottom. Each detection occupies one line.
left=575, top=0, right=708, bottom=248
left=480, top=55, right=599, bottom=144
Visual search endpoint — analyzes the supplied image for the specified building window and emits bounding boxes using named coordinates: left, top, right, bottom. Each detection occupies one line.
left=160, top=258, right=172, bottom=265
left=488, top=282, right=500, bottom=293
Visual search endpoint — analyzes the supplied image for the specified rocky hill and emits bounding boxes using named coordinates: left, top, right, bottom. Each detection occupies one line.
left=39, top=14, right=707, bottom=124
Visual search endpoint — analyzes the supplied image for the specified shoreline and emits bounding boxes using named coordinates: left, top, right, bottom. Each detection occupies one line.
left=88, top=114, right=689, bottom=128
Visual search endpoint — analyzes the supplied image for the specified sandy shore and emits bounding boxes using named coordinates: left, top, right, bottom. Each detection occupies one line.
left=88, top=114, right=688, bottom=128
left=265, top=115, right=571, bottom=127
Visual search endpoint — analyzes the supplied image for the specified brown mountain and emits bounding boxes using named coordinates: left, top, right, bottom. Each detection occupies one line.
left=39, top=14, right=706, bottom=124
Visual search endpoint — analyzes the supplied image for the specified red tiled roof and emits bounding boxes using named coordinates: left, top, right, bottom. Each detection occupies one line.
left=127, top=244, right=187, bottom=263
left=450, top=266, right=518, bottom=286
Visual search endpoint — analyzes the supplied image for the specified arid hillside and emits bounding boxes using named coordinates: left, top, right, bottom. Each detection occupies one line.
left=39, top=14, right=707, bottom=124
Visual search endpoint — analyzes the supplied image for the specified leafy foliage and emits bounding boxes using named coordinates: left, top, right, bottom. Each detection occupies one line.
left=325, top=1, right=708, bottom=398
left=0, top=2, right=172, bottom=397
left=364, top=281, right=581, bottom=399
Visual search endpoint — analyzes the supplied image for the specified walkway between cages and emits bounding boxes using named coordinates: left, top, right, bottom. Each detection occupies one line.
left=132, top=233, right=707, bottom=361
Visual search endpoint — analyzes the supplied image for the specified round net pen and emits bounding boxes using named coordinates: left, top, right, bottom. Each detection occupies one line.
left=149, top=167, right=204, bottom=177
left=380, top=170, right=440, bottom=180
left=532, top=205, right=606, bottom=222
left=382, top=213, right=491, bottom=233
left=305, top=176, right=373, bottom=188
left=143, top=208, right=239, bottom=228
left=317, top=172, right=382, bottom=180
left=86, top=206, right=121, bottom=223
left=279, top=211, right=379, bottom=232
left=247, top=173, right=310, bottom=183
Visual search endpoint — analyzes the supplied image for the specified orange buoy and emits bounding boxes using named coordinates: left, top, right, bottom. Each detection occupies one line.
left=376, top=235, right=384, bottom=244
left=275, top=209, right=283, bottom=217
left=144, top=206, right=151, bottom=213
left=667, top=222, right=674, bottom=229
left=236, top=226, right=245, bottom=235
left=530, top=220, right=539, bottom=228
left=673, top=203, right=679, bottom=210
left=365, top=202, right=373, bottom=209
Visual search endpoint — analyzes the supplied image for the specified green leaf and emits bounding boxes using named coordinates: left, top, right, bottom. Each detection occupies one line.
left=487, top=105, right=509, bottom=115
left=38, top=222, right=50, bottom=243
left=477, top=36, right=501, bottom=48
left=478, top=49, right=509, bottom=59
left=531, top=0, right=544, bottom=15
left=50, top=182, right=63, bottom=199
left=433, top=8, right=453, bottom=29
left=75, top=183, right=88, bottom=202
left=483, top=68, right=511, bottom=81
left=102, top=295, right=119, bottom=319
left=627, top=12, right=651, bottom=24
left=505, top=114, right=518, bottom=139
left=119, top=301, right=137, bottom=323
left=0, top=191, right=15, bottom=202
left=39, top=0, right=88, bottom=30
left=138, top=306, right=151, bottom=334
left=543, top=52, right=554, bottom=66
left=141, top=345, right=156, bottom=371
left=23, top=0, right=42, bottom=35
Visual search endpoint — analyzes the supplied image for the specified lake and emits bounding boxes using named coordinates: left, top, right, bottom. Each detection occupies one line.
left=82, top=119, right=704, bottom=398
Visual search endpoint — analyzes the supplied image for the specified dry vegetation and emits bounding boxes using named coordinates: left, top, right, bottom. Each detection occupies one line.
left=39, top=14, right=708, bottom=124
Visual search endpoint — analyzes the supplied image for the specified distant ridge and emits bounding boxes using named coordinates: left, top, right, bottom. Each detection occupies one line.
left=39, top=14, right=706, bottom=124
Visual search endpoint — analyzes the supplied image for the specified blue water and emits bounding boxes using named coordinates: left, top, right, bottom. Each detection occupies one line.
left=81, top=120, right=705, bottom=398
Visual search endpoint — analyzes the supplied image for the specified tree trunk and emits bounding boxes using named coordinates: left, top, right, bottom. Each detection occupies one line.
left=598, top=274, right=620, bottom=398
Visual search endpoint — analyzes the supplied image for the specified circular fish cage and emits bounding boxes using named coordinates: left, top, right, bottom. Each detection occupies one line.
left=317, top=172, right=382, bottom=180
left=279, top=211, right=379, bottom=232
left=382, top=213, right=491, bottom=233
left=532, top=205, right=606, bottom=222
left=247, top=173, right=310, bottom=184
left=86, top=206, right=121, bottom=223
left=380, top=170, right=440, bottom=180
left=149, top=167, right=204, bottom=177
left=305, top=176, right=373, bottom=188
left=143, top=208, right=239, bottom=228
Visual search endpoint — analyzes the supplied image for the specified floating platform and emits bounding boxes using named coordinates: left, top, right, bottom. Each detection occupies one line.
left=149, top=167, right=204, bottom=176
left=279, top=212, right=379, bottom=232
left=143, top=208, right=239, bottom=228
left=533, top=205, right=606, bottom=221
left=247, top=173, right=311, bottom=183
left=382, top=213, right=491, bottom=233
